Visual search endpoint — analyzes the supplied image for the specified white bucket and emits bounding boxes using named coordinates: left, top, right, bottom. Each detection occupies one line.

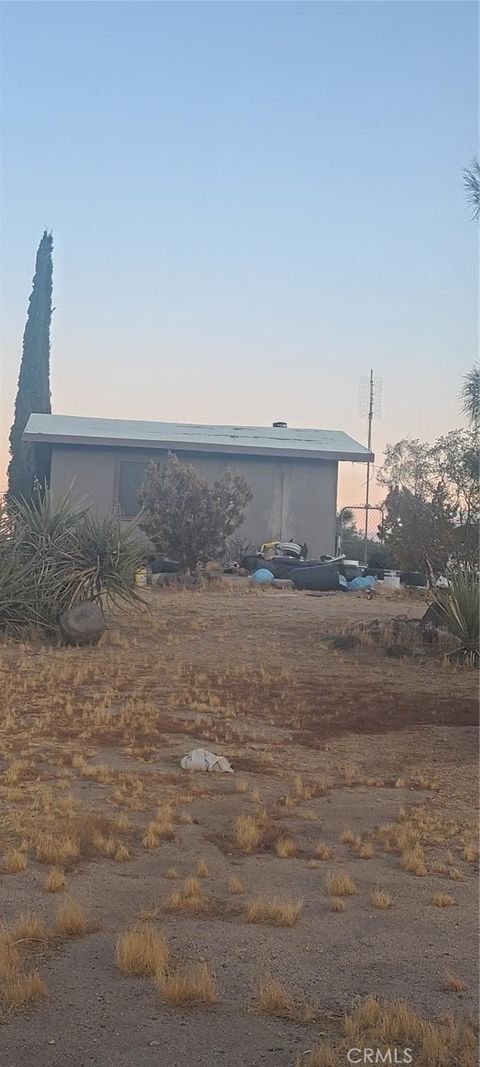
left=383, top=571, right=400, bottom=590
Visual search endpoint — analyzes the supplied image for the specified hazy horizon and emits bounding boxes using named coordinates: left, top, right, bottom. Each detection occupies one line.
left=1, top=1, right=478, bottom=509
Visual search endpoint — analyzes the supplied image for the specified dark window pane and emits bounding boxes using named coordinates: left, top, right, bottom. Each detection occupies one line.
left=118, top=461, right=148, bottom=517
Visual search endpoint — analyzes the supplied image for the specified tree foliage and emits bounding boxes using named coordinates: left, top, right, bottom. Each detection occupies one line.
left=138, top=452, right=253, bottom=570
left=378, top=431, right=479, bottom=573
left=460, top=364, right=479, bottom=433
left=464, top=156, right=480, bottom=221
left=7, top=231, right=53, bottom=504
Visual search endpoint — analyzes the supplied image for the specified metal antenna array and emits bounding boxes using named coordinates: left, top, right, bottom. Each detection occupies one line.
left=358, top=371, right=383, bottom=564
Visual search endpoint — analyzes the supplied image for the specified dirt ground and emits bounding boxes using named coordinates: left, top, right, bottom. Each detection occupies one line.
left=0, top=581, right=478, bottom=1066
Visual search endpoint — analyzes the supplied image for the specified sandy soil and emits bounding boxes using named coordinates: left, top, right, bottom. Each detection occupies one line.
left=0, top=582, right=478, bottom=1066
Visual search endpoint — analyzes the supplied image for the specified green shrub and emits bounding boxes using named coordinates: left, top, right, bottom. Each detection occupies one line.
left=433, top=566, right=479, bottom=666
left=0, top=492, right=146, bottom=636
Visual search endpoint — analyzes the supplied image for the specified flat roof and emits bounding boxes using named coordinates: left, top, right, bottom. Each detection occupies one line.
left=23, top=413, right=374, bottom=463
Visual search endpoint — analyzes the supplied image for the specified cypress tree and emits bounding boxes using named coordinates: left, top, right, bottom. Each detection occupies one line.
left=7, top=230, right=53, bottom=503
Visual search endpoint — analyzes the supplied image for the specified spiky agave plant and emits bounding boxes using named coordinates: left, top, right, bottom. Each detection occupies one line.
left=1, top=491, right=147, bottom=635
left=434, top=566, right=479, bottom=666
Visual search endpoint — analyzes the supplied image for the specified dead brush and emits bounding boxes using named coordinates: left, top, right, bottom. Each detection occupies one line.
left=1, top=969, right=48, bottom=1006
left=444, top=971, right=467, bottom=992
left=55, top=899, right=90, bottom=937
left=325, top=870, right=357, bottom=897
left=194, top=858, right=209, bottom=878
left=431, top=893, right=456, bottom=907
left=274, top=835, right=296, bottom=858
left=115, top=924, right=169, bottom=976
left=44, top=868, right=65, bottom=893
left=342, top=994, right=476, bottom=1066
left=295, top=1047, right=337, bottom=1067
left=330, top=898, right=346, bottom=912
left=35, top=829, right=80, bottom=865
left=163, top=877, right=213, bottom=916
left=315, top=841, right=332, bottom=860
left=371, top=888, right=392, bottom=909
left=400, top=844, right=428, bottom=877
left=233, top=813, right=264, bottom=852
left=157, top=961, right=218, bottom=1005
left=11, top=913, right=48, bottom=941
left=3, top=848, right=27, bottom=873
left=253, top=976, right=295, bottom=1017
left=228, top=877, right=244, bottom=894
left=0, top=925, right=21, bottom=982
left=245, top=896, right=303, bottom=927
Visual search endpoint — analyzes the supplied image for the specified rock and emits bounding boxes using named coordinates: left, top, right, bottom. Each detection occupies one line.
left=385, top=643, right=413, bottom=659
left=332, top=634, right=358, bottom=650
left=272, top=579, right=295, bottom=590
left=59, top=602, right=106, bottom=646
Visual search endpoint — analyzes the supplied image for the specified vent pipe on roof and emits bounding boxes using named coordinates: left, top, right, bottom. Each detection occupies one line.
left=273, top=421, right=287, bottom=428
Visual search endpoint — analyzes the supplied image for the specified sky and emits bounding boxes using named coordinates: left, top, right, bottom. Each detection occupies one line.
left=0, top=0, right=478, bottom=508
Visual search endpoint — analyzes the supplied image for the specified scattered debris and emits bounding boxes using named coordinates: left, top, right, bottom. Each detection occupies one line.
left=180, top=748, right=233, bottom=773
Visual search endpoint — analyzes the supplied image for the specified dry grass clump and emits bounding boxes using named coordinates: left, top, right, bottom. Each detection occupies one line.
left=342, top=995, right=476, bottom=1066
left=315, top=841, right=332, bottom=860
left=158, top=961, right=217, bottom=1005
left=463, top=841, right=479, bottom=863
left=295, top=1047, right=337, bottom=1066
left=235, top=779, right=248, bottom=793
left=194, top=858, right=209, bottom=878
left=35, top=832, right=80, bottom=866
left=245, top=896, right=302, bottom=927
left=371, top=888, right=392, bottom=909
left=340, top=828, right=360, bottom=846
left=233, top=813, right=264, bottom=852
left=1, top=969, right=48, bottom=1005
left=400, top=844, right=428, bottom=877
left=165, top=867, right=177, bottom=879
left=142, top=825, right=160, bottom=849
left=228, top=877, right=244, bottom=894
left=357, top=842, right=374, bottom=859
left=254, top=976, right=293, bottom=1016
left=431, top=893, right=455, bottom=907
left=444, top=971, right=467, bottom=992
left=0, top=923, right=48, bottom=1006
left=11, top=913, right=48, bottom=941
left=325, top=870, right=357, bottom=897
left=3, top=848, right=27, bottom=873
left=114, top=845, right=130, bottom=862
left=44, top=867, right=65, bottom=893
left=163, top=877, right=212, bottom=916
left=298, top=995, right=476, bottom=1067
left=55, top=898, right=90, bottom=936
left=330, top=898, right=346, bottom=912
left=115, top=924, right=169, bottom=976
left=0, top=925, right=21, bottom=982
left=274, top=835, right=296, bottom=858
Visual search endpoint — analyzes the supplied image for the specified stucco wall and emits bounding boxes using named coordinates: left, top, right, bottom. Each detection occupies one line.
left=50, top=444, right=339, bottom=557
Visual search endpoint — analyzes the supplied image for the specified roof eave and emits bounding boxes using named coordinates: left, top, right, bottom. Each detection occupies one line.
left=23, top=429, right=373, bottom=463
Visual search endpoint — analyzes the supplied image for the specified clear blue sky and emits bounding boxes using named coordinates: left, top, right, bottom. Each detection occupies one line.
left=1, top=1, right=477, bottom=503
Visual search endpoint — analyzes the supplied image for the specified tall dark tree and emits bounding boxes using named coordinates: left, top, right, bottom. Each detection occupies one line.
left=7, top=231, right=53, bottom=503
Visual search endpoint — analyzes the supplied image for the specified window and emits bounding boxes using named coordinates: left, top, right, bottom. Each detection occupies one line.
left=118, top=461, right=149, bottom=517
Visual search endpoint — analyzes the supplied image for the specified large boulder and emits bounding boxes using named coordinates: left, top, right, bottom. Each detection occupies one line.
left=59, top=602, right=106, bottom=646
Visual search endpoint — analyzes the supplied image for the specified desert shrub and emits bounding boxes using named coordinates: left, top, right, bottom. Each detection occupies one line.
left=433, top=565, right=479, bottom=665
left=138, top=452, right=252, bottom=571
left=0, top=491, right=145, bottom=635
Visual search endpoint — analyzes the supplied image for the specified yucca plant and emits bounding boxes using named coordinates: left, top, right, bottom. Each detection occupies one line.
left=433, top=565, right=479, bottom=666
left=66, top=511, right=146, bottom=611
left=0, top=491, right=147, bottom=636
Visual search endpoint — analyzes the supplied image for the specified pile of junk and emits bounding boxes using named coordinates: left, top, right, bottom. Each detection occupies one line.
left=237, top=540, right=426, bottom=593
